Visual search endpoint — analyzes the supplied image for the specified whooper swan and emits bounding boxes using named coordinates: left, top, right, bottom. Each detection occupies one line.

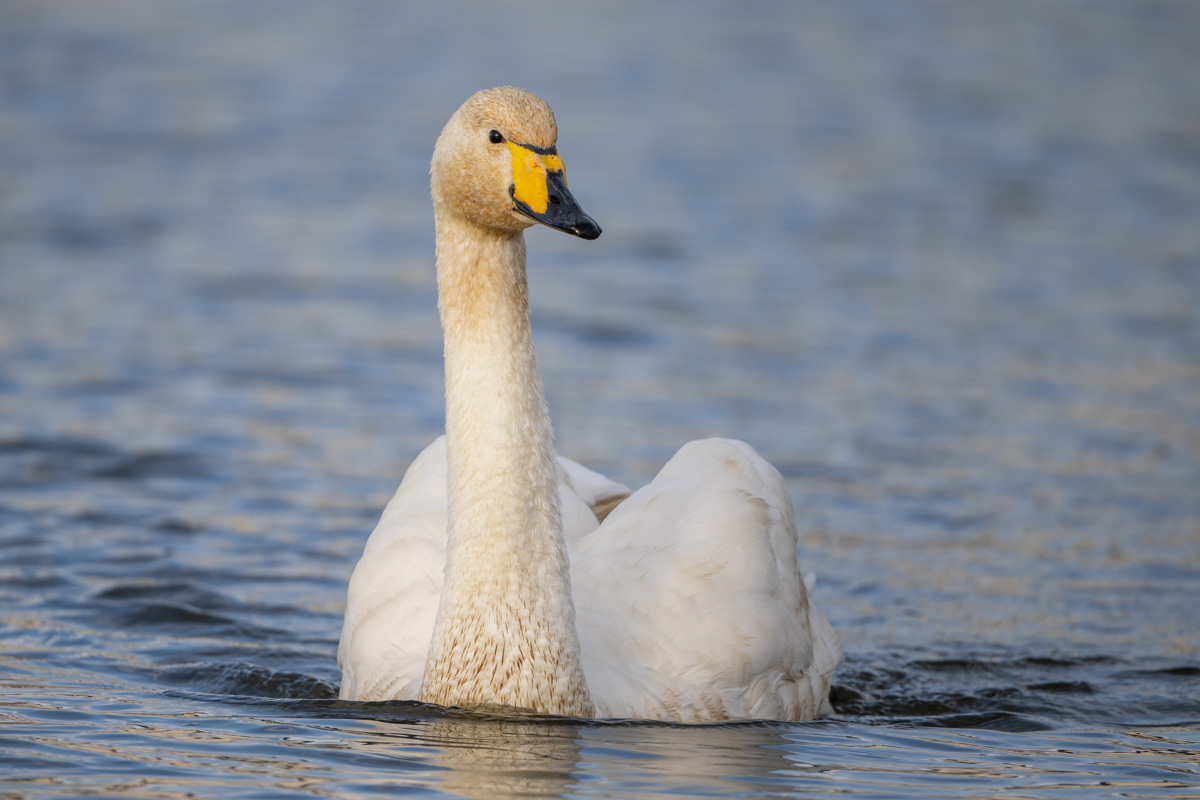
left=338, top=86, right=842, bottom=721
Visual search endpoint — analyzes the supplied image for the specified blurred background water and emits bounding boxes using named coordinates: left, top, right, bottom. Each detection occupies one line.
left=1, top=1, right=1199, bottom=797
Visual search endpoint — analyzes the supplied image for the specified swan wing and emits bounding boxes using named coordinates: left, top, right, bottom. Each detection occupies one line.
left=338, top=437, right=449, bottom=701
left=571, top=438, right=843, bottom=722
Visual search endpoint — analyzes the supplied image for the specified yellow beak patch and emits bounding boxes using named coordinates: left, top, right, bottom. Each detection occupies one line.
left=506, top=140, right=565, bottom=215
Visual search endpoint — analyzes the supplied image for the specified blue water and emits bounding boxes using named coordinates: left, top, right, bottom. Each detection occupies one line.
left=2, top=1, right=1199, bottom=797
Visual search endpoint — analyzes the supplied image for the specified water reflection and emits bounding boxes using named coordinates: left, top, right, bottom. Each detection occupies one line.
left=345, top=715, right=806, bottom=798
left=577, top=723, right=819, bottom=796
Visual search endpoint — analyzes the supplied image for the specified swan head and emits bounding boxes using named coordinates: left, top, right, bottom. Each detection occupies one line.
left=431, top=86, right=601, bottom=240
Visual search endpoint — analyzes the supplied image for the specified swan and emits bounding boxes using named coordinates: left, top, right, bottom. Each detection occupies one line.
left=337, top=86, right=842, bottom=721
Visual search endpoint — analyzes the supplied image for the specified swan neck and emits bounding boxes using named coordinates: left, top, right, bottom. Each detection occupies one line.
left=422, top=210, right=593, bottom=716
left=435, top=213, right=551, bottom=504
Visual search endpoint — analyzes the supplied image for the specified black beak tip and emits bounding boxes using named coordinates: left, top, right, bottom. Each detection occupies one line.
left=573, top=217, right=602, bottom=240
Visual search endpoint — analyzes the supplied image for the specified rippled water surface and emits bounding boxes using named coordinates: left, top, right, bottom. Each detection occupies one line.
left=2, top=1, right=1199, bottom=797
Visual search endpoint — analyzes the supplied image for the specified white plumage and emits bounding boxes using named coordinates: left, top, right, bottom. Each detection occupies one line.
left=340, top=436, right=841, bottom=721
left=337, top=86, right=841, bottom=721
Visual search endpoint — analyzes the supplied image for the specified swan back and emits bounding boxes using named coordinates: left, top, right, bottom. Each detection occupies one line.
left=341, top=437, right=843, bottom=721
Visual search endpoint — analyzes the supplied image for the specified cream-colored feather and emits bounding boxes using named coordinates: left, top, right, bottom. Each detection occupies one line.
left=338, top=86, right=841, bottom=721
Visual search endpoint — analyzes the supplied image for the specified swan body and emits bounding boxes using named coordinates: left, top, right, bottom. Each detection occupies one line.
left=338, top=87, right=841, bottom=721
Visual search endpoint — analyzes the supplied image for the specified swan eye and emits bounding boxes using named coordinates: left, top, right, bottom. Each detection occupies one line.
left=489, top=130, right=504, bottom=144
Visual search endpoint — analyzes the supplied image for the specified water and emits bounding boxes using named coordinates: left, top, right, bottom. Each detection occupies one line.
left=2, top=0, right=1198, bottom=796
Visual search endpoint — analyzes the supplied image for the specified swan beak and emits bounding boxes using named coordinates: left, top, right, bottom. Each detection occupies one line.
left=507, top=141, right=602, bottom=240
